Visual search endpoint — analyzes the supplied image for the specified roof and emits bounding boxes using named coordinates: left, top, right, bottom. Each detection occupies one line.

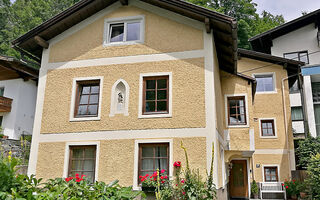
left=0, top=55, right=39, bottom=81
left=249, top=9, right=320, bottom=54
left=238, top=48, right=304, bottom=72
left=11, top=0, right=238, bottom=74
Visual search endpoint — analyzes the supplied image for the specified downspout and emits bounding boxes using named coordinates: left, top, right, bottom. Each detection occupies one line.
left=297, top=71, right=309, bottom=137
left=281, top=74, right=299, bottom=179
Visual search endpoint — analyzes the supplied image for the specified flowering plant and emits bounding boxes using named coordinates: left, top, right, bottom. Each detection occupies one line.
left=140, top=169, right=169, bottom=188
left=284, top=179, right=300, bottom=196
left=173, top=161, right=181, bottom=168
left=65, top=173, right=86, bottom=183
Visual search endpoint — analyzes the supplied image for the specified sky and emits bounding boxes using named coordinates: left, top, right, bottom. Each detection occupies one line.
left=253, top=0, right=320, bottom=21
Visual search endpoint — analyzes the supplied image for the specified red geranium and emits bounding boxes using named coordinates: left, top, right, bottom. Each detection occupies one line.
left=174, top=161, right=181, bottom=167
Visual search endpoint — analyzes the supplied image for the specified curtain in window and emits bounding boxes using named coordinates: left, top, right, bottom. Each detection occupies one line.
left=291, top=107, right=303, bottom=121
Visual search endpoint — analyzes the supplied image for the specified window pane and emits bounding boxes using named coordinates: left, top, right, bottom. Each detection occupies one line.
left=84, top=172, right=94, bottom=183
left=256, top=75, right=274, bottom=92
left=72, top=160, right=83, bottom=171
left=157, top=90, right=167, bottom=100
left=157, top=101, right=167, bottom=111
left=146, top=91, right=155, bottom=100
left=157, top=79, right=167, bottom=89
left=127, top=22, right=140, bottom=41
left=84, top=148, right=95, bottom=158
left=146, top=102, right=155, bottom=112
left=79, top=95, right=89, bottom=104
left=89, top=95, right=99, bottom=104
left=155, top=146, right=167, bottom=157
left=88, top=105, right=98, bottom=115
left=299, top=52, right=309, bottom=63
left=91, top=86, right=99, bottom=94
left=142, top=159, right=154, bottom=170
left=0, top=88, right=4, bottom=96
left=82, top=86, right=91, bottom=94
left=73, top=149, right=83, bottom=158
left=110, top=23, right=124, bottom=42
left=155, top=158, right=168, bottom=171
left=146, top=80, right=156, bottom=89
left=78, top=105, right=87, bottom=115
left=142, top=147, right=153, bottom=157
left=83, top=160, right=94, bottom=171
left=284, top=53, right=298, bottom=60
left=291, top=107, right=303, bottom=121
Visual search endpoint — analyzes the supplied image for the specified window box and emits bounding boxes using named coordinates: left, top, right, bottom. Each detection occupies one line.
left=141, top=186, right=156, bottom=192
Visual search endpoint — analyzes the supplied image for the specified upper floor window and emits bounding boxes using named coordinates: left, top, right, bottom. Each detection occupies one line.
left=104, top=16, right=144, bottom=46
left=0, top=87, right=4, bottom=96
left=254, top=73, right=275, bottom=93
left=260, top=119, right=275, bottom=137
left=284, top=51, right=309, bottom=64
left=291, top=107, right=303, bottom=121
left=264, top=166, right=279, bottom=182
left=227, top=96, right=247, bottom=126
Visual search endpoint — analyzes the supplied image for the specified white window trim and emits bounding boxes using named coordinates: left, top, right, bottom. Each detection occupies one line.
left=109, top=79, right=130, bottom=117
left=224, top=93, right=250, bottom=128
left=63, top=141, right=100, bottom=182
left=262, top=164, right=280, bottom=183
left=133, top=139, right=173, bottom=190
left=259, top=118, right=278, bottom=138
left=69, top=76, right=104, bottom=122
left=103, top=15, right=145, bottom=47
left=253, top=72, right=277, bottom=94
left=138, top=72, right=172, bottom=118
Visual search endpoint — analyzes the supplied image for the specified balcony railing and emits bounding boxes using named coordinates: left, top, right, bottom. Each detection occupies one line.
left=0, top=96, right=13, bottom=112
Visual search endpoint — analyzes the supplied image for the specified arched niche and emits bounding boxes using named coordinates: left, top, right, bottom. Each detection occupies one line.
left=109, top=79, right=129, bottom=117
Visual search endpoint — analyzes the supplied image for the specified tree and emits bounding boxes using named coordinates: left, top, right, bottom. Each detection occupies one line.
left=296, top=137, right=320, bottom=169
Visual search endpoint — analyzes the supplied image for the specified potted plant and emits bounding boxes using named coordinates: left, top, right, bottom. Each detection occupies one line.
left=251, top=180, right=259, bottom=199
left=140, top=169, right=168, bottom=192
left=298, top=182, right=307, bottom=199
left=284, top=180, right=299, bottom=200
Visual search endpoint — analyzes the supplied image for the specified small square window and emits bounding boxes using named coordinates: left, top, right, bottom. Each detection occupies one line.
left=68, top=146, right=96, bottom=183
left=105, top=16, right=143, bottom=45
left=284, top=51, right=309, bottom=64
left=0, top=88, right=4, bottom=97
left=255, top=74, right=275, bottom=92
left=261, top=119, right=275, bottom=137
left=74, top=80, right=100, bottom=118
left=264, top=166, right=278, bottom=182
left=227, top=96, right=247, bottom=126
left=291, top=107, right=303, bottom=121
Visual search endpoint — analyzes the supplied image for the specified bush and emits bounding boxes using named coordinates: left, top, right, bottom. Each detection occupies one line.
left=0, top=155, right=19, bottom=193
left=284, top=180, right=299, bottom=197
left=296, top=137, right=320, bottom=169
left=306, top=153, right=320, bottom=199
left=251, top=180, right=258, bottom=195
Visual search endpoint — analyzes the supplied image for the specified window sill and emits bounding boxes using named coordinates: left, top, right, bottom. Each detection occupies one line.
left=103, top=40, right=143, bottom=47
left=227, top=124, right=249, bottom=128
left=260, top=136, right=278, bottom=139
left=70, top=116, right=101, bottom=122
left=138, top=113, right=172, bottom=119
left=256, top=91, right=277, bottom=94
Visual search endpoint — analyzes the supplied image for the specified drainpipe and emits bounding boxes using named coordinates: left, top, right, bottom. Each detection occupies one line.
left=298, top=72, right=309, bottom=137
left=281, top=74, right=299, bottom=179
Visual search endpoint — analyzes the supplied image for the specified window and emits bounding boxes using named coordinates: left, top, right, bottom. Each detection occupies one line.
left=254, top=74, right=275, bottom=92
left=227, top=96, right=247, bottom=125
left=138, top=143, right=169, bottom=183
left=264, top=166, right=279, bottom=182
left=261, top=119, right=275, bottom=137
left=0, top=116, right=3, bottom=127
left=143, top=76, right=169, bottom=114
left=68, top=146, right=96, bottom=183
left=105, top=16, right=144, bottom=45
left=284, top=51, right=309, bottom=64
left=291, top=107, right=303, bottom=121
left=74, top=80, right=100, bottom=118
left=0, top=88, right=4, bottom=96
left=289, top=80, right=300, bottom=94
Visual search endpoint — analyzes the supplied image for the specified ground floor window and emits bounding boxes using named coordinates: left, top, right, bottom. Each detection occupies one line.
left=138, top=143, right=169, bottom=182
left=68, top=145, right=96, bottom=182
left=264, top=166, right=279, bottom=182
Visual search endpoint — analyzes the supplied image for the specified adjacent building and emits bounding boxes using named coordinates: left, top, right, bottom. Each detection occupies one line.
left=0, top=55, right=38, bottom=140
left=12, top=0, right=301, bottom=199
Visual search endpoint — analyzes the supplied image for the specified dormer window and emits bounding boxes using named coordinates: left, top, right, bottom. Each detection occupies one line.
left=104, top=16, right=144, bottom=46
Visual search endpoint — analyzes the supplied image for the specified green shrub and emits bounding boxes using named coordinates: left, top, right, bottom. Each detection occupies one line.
left=0, top=155, right=19, bottom=193
left=251, top=180, right=258, bottom=195
left=296, top=137, right=320, bottom=169
left=306, top=153, right=320, bottom=199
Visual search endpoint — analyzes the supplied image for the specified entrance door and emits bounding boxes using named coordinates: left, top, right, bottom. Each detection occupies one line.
left=229, top=160, right=248, bottom=198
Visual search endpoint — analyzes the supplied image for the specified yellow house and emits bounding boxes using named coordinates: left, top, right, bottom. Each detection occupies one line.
left=12, top=0, right=303, bottom=199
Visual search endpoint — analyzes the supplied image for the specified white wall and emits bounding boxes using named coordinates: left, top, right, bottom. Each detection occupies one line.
left=0, top=79, right=37, bottom=139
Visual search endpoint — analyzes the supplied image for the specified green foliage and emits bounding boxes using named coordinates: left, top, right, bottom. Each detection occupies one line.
left=306, top=153, right=320, bottom=199
left=296, top=137, right=320, bottom=169
left=284, top=180, right=300, bottom=196
left=0, top=155, right=19, bottom=193
left=251, top=180, right=258, bottom=195
left=186, top=0, right=285, bottom=49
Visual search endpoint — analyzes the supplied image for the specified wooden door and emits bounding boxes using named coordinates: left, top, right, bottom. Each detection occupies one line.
left=229, top=160, right=248, bottom=198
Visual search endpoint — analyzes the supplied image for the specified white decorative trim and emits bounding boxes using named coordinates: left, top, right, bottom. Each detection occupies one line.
left=254, top=149, right=288, bottom=154
left=253, top=72, right=277, bottom=94
left=133, top=139, right=173, bottom=190
left=103, top=15, right=145, bottom=47
left=220, top=145, right=226, bottom=189
left=63, top=141, right=100, bottom=181
left=249, top=129, right=255, bottom=151
left=224, top=93, right=250, bottom=128
left=109, top=79, right=130, bottom=117
left=138, top=72, right=172, bottom=118
left=259, top=118, right=278, bottom=138
left=262, top=164, right=280, bottom=183
left=47, top=50, right=205, bottom=70
left=69, top=76, right=104, bottom=122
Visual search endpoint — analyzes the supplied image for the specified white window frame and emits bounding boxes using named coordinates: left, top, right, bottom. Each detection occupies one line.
left=262, top=164, right=280, bottom=183
left=63, top=141, right=100, bottom=182
left=253, top=72, right=277, bottom=94
left=133, top=139, right=173, bottom=190
left=138, top=72, right=172, bottom=118
left=103, top=15, right=145, bottom=47
left=259, top=118, right=278, bottom=138
left=224, top=93, right=249, bottom=128
left=69, top=76, right=104, bottom=122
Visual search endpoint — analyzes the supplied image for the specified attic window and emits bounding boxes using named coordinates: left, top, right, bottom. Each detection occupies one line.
left=104, top=16, right=144, bottom=46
